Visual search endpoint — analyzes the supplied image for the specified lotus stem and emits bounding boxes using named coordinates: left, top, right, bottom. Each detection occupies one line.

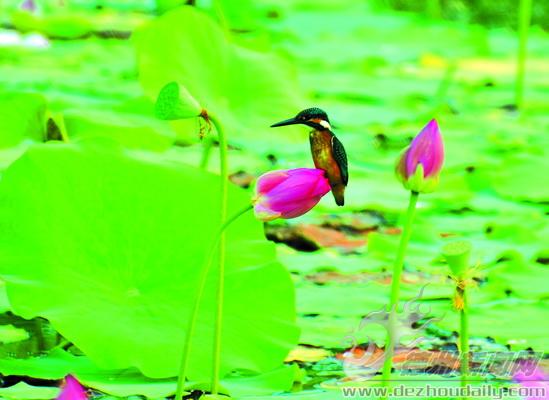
left=174, top=113, right=236, bottom=400
left=381, top=190, right=419, bottom=392
left=442, top=240, right=473, bottom=399
left=174, top=204, right=251, bottom=400
left=209, top=114, right=229, bottom=395
left=199, top=135, right=214, bottom=171
left=460, top=286, right=469, bottom=399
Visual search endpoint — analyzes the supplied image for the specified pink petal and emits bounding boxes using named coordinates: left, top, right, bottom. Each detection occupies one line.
left=265, top=170, right=329, bottom=210
left=280, top=197, right=323, bottom=219
left=253, top=168, right=330, bottom=221
left=405, top=119, right=444, bottom=178
left=255, top=170, right=289, bottom=197
left=57, top=375, right=87, bottom=400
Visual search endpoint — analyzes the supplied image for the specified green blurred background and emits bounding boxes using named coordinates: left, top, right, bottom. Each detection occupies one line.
left=0, top=0, right=547, bottom=398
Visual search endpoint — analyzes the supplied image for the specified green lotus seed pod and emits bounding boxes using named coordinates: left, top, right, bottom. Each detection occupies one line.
left=442, top=240, right=472, bottom=278
left=155, top=81, right=201, bottom=120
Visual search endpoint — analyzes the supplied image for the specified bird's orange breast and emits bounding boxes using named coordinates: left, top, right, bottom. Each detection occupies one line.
left=309, top=130, right=342, bottom=184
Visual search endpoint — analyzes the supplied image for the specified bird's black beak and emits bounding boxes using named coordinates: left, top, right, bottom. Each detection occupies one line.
left=270, top=117, right=299, bottom=128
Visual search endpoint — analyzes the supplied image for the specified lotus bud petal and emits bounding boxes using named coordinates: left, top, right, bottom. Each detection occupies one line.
left=395, top=119, right=444, bottom=193
left=253, top=168, right=331, bottom=222
left=57, top=375, right=87, bottom=400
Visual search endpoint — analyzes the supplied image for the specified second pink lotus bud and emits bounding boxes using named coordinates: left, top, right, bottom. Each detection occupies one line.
left=395, top=119, right=444, bottom=194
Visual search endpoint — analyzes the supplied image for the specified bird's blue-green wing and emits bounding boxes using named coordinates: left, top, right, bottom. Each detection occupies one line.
left=331, top=136, right=348, bottom=185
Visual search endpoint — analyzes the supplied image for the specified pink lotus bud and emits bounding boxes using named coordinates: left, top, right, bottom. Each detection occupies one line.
left=57, top=375, right=87, bottom=400
left=395, top=119, right=444, bottom=193
left=253, top=168, right=330, bottom=222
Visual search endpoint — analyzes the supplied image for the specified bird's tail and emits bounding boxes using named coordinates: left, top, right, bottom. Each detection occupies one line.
left=331, top=184, right=345, bottom=206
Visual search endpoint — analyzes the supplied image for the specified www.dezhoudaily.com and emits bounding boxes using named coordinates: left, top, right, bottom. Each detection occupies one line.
left=340, top=383, right=547, bottom=399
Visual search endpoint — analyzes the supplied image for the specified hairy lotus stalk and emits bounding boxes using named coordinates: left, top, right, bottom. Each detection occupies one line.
left=175, top=112, right=231, bottom=400
left=209, top=114, right=229, bottom=396
left=443, top=240, right=473, bottom=400
left=174, top=205, right=252, bottom=400
left=174, top=167, right=330, bottom=398
left=382, top=119, right=445, bottom=395
left=380, top=190, right=419, bottom=393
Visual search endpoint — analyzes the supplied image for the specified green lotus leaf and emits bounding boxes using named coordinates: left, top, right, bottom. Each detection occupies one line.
left=0, top=92, right=46, bottom=148
left=0, top=348, right=295, bottom=398
left=0, top=382, right=58, bottom=400
left=11, top=10, right=93, bottom=39
left=0, top=142, right=299, bottom=381
left=63, top=108, right=176, bottom=152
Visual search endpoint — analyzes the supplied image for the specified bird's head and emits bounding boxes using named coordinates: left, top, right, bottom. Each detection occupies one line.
left=271, top=107, right=331, bottom=130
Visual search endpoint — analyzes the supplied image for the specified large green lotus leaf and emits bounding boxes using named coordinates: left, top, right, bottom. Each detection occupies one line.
left=0, top=144, right=35, bottom=173
left=0, top=92, right=46, bottom=148
left=0, top=349, right=295, bottom=398
left=489, top=154, right=549, bottom=202
left=155, top=0, right=183, bottom=13
left=0, top=281, right=10, bottom=313
left=276, top=246, right=386, bottom=275
left=298, top=315, right=363, bottom=348
left=0, top=142, right=299, bottom=380
left=296, top=280, right=454, bottom=348
left=62, top=109, right=176, bottom=152
left=484, top=260, right=549, bottom=300
left=215, top=0, right=259, bottom=32
left=0, top=349, right=97, bottom=380
left=296, top=281, right=451, bottom=319
left=0, top=382, right=58, bottom=400
left=134, top=6, right=307, bottom=155
left=11, top=10, right=93, bottom=39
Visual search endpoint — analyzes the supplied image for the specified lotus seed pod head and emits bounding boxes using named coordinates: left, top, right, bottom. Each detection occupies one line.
left=155, top=82, right=202, bottom=120
left=442, top=240, right=472, bottom=278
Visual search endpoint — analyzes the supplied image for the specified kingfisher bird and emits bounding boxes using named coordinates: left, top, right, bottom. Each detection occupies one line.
left=271, top=108, right=348, bottom=206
